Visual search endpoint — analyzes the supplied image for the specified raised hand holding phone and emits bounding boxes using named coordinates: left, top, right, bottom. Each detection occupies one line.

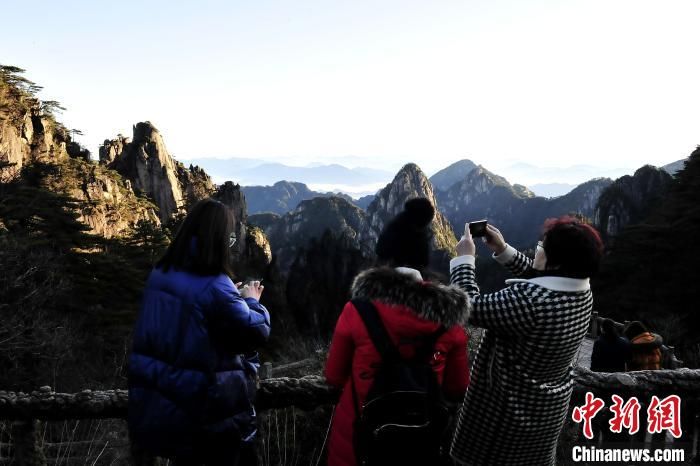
left=482, top=224, right=507, bottom=255
left=456, top=222, right=476, bottom=256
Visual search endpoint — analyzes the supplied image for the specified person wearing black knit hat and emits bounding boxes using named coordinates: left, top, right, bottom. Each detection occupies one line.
left=324, top=197, right=471, bottom=466
left=375, top=197, right=435, bottom=272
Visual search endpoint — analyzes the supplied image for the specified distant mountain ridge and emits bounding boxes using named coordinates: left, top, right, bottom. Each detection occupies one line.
left=434, top=164, right=612, bottom=248
left=180, top=157, right=392, bottom=190
left=661, top=158, right=687, bottom=175
left=429, top=159, right=478, bottom=191
left=242, top=180, right=375, bottom=215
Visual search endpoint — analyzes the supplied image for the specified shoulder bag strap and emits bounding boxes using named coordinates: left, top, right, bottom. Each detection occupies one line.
left=351, top=298, right=401, bottom=361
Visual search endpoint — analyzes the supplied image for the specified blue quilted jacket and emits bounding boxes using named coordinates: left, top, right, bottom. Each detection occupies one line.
left=128, top=267, right=270, bottom=458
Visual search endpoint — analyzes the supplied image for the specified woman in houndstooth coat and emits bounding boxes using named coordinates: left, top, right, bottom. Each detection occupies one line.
left=449, top=217, right=604, bottom=466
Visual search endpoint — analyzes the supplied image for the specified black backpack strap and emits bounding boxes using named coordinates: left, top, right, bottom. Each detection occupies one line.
left=414, top=325, right=449, bottom=360
left=351, top=298, right=402, bottom=361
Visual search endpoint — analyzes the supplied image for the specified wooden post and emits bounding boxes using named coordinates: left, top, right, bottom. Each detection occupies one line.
left=10, top=420, right=46, bottom=466
left=590, top=311, right=599, bottom=338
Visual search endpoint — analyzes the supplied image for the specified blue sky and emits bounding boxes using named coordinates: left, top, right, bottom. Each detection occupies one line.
left=3, top=0, right=700, bottom=178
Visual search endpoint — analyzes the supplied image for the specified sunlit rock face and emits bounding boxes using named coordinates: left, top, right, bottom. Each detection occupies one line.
left=104, top=122, right=213, bottom=223
left=0, top=86, right=159, bottom=237
left=0, top=85, right=72, bottom=179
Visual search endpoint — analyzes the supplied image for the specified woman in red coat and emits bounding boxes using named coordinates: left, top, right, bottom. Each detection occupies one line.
left=325, top=198, right=471, bottom=466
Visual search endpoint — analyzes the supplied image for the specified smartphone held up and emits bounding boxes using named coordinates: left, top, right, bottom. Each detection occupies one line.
left=468, top=220, right=488, bottom=237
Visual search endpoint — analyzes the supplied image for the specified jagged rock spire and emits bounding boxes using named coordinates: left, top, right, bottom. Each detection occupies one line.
left=366, top=163, right=457, bottom=269
left=102, top=122, right=213, bottom=223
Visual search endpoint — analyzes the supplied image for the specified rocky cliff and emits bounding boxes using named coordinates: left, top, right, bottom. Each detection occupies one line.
left=102, top=122, right=214, bottom=223
left=286, top=229, right=373, bottom=337
left=264, top=196, right=376, bottom=272
left=366, top=163, right=457, bottom=269
left=0, top=67, right=159, bottom=237
left=245, top=195, right=376, bottom=338
left=35, top=159, right=160, bottom=238
left=0, top=68, right=72, bottom=179
left=248, top=212, right=283, bottom=235
left=594, top=165, right=672, bottom=237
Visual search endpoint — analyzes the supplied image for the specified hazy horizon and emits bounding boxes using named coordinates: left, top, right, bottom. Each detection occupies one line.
left=179, top=154, right=653, bottom=198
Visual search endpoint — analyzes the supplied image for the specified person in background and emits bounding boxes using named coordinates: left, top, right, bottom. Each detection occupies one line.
left=590, top=319, right=632, bottom=445
left=449, top=217, right=604, bottom=466
left=623, top=321, right=667, bottom=446
left=624, top=321, right=663, bottom=371
left=128, top=198, right=270, bottom=466
left=325, top=198, right=471, bottom=466
left=590, top=318, right=632, bottom=372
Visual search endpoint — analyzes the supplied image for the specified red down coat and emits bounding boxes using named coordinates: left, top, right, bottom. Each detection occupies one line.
left=324, top=267, right=471, bottom=466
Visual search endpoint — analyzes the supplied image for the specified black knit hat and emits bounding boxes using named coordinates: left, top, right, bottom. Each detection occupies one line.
left=376, top=197, right=435, bottom=270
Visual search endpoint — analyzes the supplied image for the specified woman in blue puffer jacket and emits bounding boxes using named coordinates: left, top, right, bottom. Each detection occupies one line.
left=128, top=198, right=270, bottom=466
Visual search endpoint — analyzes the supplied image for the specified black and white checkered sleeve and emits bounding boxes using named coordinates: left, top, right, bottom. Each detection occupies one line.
left=449, top=257, right=481, bottom=297
left=450, top=259, right=538, bottom=336
left=493, top=244, right=534, bottom=277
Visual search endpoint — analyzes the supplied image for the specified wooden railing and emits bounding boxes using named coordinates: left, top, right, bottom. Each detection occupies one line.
left=2, top=368, right=700, bottom=465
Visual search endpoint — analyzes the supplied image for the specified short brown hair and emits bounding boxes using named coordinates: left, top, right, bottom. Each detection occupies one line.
left=541, top=216, right=604, bottom=279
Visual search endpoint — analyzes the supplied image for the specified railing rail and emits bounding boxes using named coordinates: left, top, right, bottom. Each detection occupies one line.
left=3, top=368, right=700, bottom=422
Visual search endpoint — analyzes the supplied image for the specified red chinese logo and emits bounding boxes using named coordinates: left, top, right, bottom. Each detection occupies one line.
left=609, top=395, right=641, bottom=435
left=573, top=392, right=683, bottom=438
left=572, top=392, right=605, bottom=439
left=648, top=395, right=682, bottom=438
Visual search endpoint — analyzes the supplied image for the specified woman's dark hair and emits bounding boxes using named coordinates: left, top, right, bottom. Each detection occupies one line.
left=541, top=216, right=604, bottom=279
left=156, top=198, right=235, bottom=276
left=623, top=321, right=648, bottom=340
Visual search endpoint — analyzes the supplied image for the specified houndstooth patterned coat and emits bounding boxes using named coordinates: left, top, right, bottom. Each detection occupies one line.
left=449, top=245, right=593, bottom=466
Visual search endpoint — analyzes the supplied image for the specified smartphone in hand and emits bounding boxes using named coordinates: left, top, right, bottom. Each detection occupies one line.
left=468, top=220, right=488, bottom=237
